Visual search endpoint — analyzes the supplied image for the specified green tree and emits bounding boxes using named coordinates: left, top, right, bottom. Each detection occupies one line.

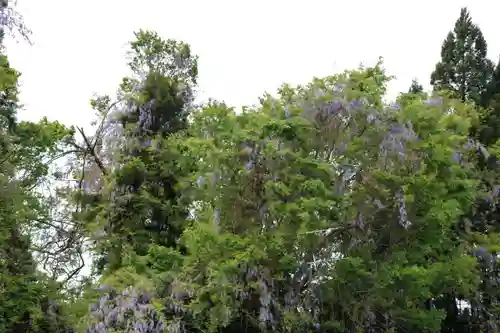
left=77, top=30, right=199, bottom=276
left=115, top=62, right=484, bottom=333
left=0, top=51, right=75, bottom=333
left=408, top=78, right=424, bottom=93
left=430, top=7, right=493, bottom=106
left=428, top=11, right=500, bottom=333
left=478, top=58, right=500, bottom=146
left=458, top=57, right=500, bottom=332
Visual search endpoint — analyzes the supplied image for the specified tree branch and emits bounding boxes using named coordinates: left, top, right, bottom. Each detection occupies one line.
left=76, top=126, right=107, bottom=176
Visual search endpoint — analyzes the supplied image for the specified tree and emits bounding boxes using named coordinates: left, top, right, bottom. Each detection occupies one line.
left=430, top=7, right=493, bottom=106
left=429, top=19, right=500, bottom=330
left=75, top=61, right=491, bottom=333
left=74, top=30, right=199, bottom=276
left=408, top=78, right=423, bottom=93
left=0, top=47, right=75, bottom=333
left=458, top=56, right=500, bottom=333
left=0, top=0, right=31, bottom=44
left=478, top=58, right=500, bottom=146
left=426, top=11, right=500, bottom=333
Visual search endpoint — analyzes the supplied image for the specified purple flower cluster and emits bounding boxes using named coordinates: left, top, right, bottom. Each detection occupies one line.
left=380, top=121, right=419, bottom=160
left=423, top=97, right=443, bottom=106
left=471, top=247, right=498, bottom=267
left=473, top=247, right=488, bottom=259
left=451, top=151, right=463, bottom=164
left=323, top=99, right=345, bottom=116
left=460, top=138, right=492, bottom=162
left=241, top=141, right=264, bottom=171
left=323, top=98, right=363, bottom=117
left=86, top=286, right=166, bottom=333
left=297, top=95, right=364, bottom=124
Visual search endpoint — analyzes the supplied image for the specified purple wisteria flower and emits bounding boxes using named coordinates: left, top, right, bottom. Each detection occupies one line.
left=325, top=99, right=345, bottom=115
left=348, top=99, right=363, bottom=110
left=380, top=121, right=420, bottom=159
left=380, top=132, right=405, bottom=158
left=451, top=151, right=462, bottom=164
left=244, top=161, right=253, bottom=169
left=333, top=83, right=346, bottom=92
left=86, top=287, right=167, bottom=333
left=424, top=97, right=443, bottom=106
left=463, top=138, right=492, bottom=159
left=389, top=124, right=405, bottom=134
left=463, top=138, right=476, bottom=150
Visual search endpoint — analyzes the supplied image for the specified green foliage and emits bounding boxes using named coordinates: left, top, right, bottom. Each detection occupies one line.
left=479, top=60, right=500, bottom=146
left=82, top=30, right=199, bottom=278
left=135, top=63, right=483, bottom=333
left=0, top=40, right=75, bottom=333
left=128, top=29, right=198, bottom=84
left=0, top=54, right=19, bottom=133
left=3, top=7, right=500, bottom=333
left=430, top=7, right=494, bottom=106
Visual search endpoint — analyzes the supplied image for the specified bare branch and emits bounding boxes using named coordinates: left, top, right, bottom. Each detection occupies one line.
left=76, top=126, right=107, bottom=176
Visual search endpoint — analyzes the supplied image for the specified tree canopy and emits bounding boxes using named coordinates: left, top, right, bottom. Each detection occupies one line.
left=1, top=4, right=500, bottom=333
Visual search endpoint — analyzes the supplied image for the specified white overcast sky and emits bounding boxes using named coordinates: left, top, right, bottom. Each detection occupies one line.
left=4, top=0, right=500, bottom=129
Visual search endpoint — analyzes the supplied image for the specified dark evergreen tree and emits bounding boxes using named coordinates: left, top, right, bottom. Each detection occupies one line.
left=429, top=8, right=500, bottom=333
left=408, top=78, right=424, bottom=93
left=478, top=58, right=500, bottom=146
left=430, top=7, right=494, bottom=105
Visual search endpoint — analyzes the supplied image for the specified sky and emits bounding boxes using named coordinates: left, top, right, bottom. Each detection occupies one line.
left=4, top=0, right=500, bottom=130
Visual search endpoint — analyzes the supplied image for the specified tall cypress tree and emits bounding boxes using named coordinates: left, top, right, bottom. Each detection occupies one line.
left=430, top=7, right=493, bottom=106
left=408, top=78, right=424, bottom=93
left=429, top=8, right=500, bottom=333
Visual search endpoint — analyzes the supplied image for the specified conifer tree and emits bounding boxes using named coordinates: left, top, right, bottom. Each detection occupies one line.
left=430, top=7, right=493, bottom=105
left=428, top=8, right=500, bottom=333
left=479, top=58, right=500, bottom=146
left=408, top=78, right=423, bottom=93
